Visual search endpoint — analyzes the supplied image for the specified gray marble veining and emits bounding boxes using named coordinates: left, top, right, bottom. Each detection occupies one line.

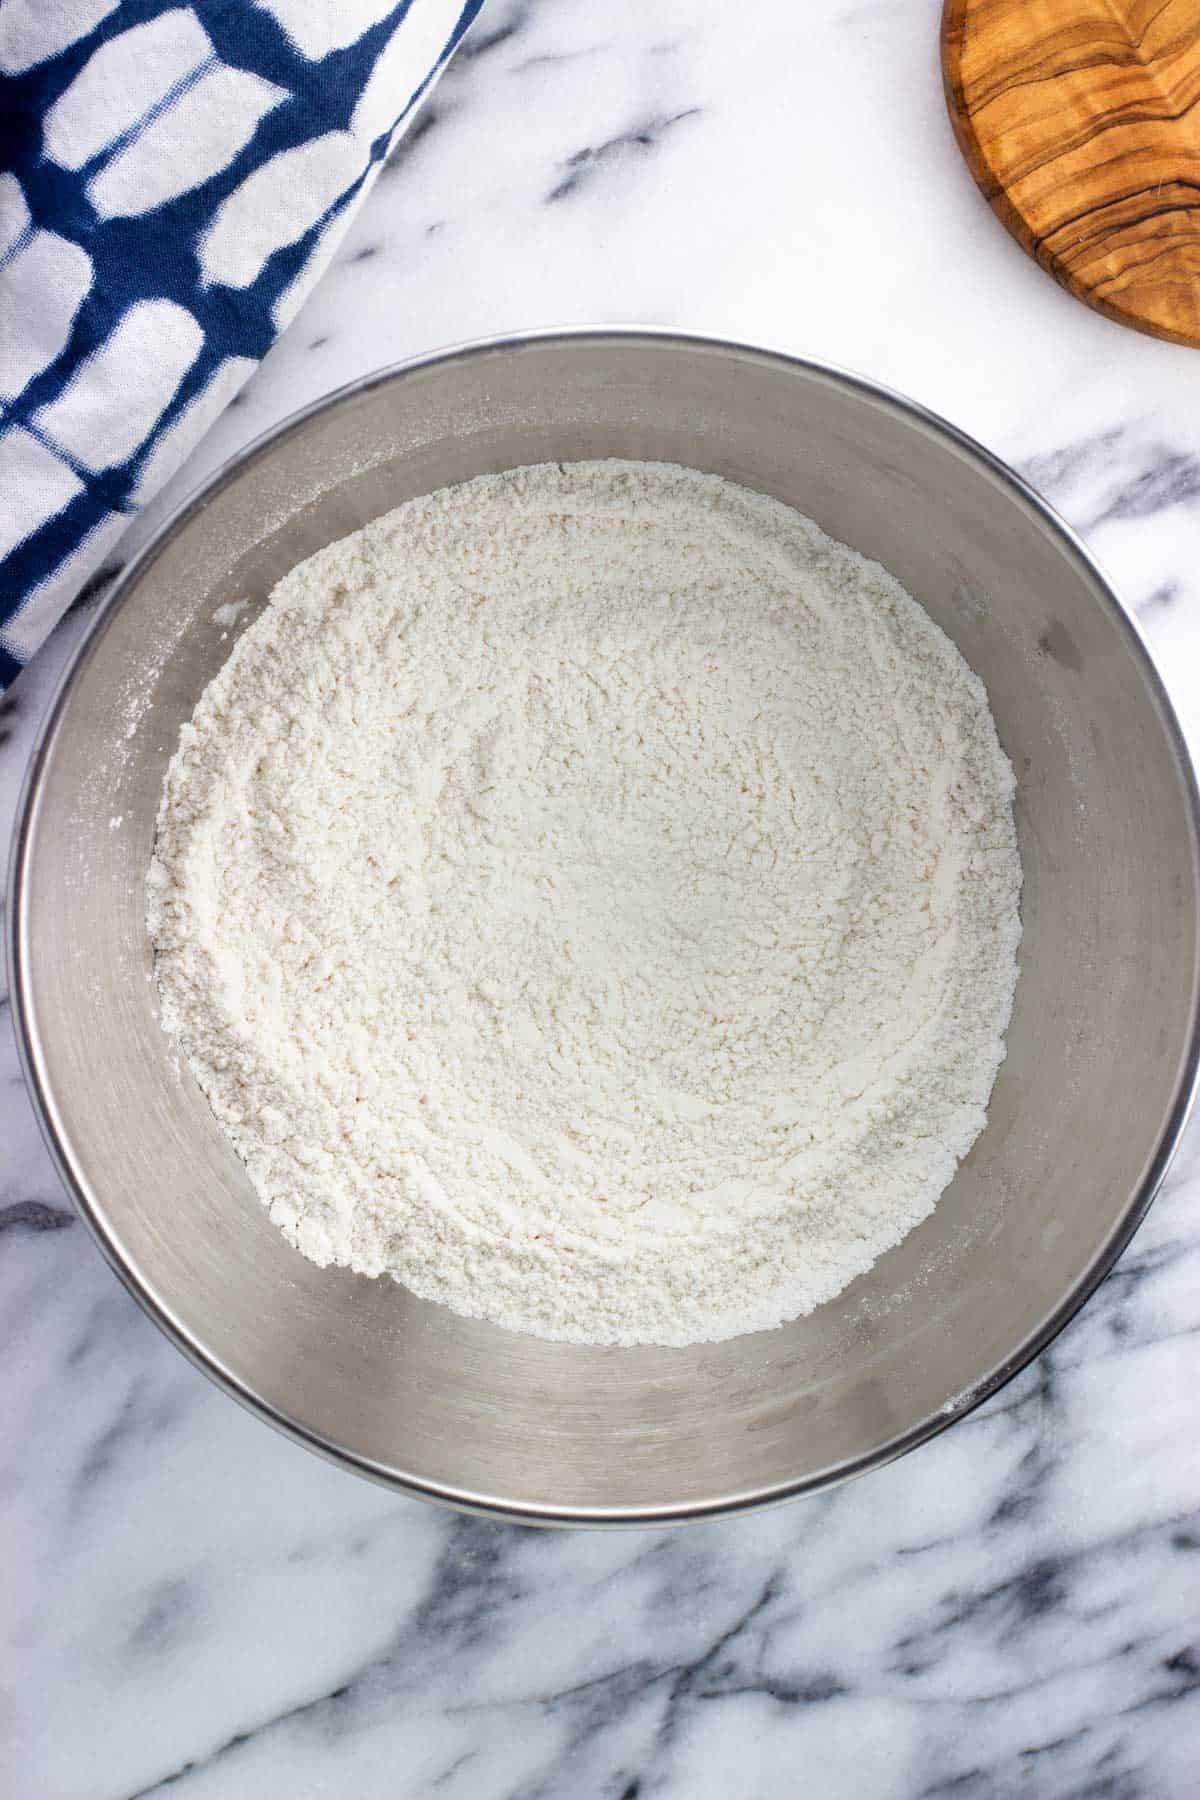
left=4, top=1, right=1200, bottom=1794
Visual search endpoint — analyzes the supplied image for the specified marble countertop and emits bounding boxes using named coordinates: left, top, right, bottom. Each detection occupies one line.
left=5, top=2, right=1200, bottom=1794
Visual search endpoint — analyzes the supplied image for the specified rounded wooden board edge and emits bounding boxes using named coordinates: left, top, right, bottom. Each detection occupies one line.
left=940, top=0, right=1200, bottom=352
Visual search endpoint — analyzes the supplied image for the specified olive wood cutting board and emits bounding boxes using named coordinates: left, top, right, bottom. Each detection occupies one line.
left=942, top=0, right=1200, bottom=347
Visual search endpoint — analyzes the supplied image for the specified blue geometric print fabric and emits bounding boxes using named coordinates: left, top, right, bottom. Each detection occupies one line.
left=0, top=0, right=483, bottom=689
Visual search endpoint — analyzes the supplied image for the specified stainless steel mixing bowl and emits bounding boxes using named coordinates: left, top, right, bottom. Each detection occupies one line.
left=11, top=331, right=1200, bottom=1524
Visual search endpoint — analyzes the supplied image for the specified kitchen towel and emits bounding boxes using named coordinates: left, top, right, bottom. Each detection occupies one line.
left=0, top=0, right=483, bottom=690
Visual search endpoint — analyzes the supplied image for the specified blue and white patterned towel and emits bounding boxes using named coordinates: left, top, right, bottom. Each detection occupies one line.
left=0, top=0, right=483, bottom=690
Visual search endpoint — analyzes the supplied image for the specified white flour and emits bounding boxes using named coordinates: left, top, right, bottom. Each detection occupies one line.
left=148, top=461, right=1021, bottom=1347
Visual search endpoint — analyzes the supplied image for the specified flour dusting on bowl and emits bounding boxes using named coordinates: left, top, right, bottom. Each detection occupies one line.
left=146, top=460, right=1021, bottom=1346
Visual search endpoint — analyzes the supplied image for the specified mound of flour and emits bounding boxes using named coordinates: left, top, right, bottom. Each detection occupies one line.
left=148, top=461, right=1021, bottom=1347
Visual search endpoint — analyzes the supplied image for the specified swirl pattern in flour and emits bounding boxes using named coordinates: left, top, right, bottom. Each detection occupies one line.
left=147, top=461, right=1021, bottom=1346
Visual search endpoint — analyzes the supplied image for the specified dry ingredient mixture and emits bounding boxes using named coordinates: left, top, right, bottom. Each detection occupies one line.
left=148, top=461, right=1021, bottom=1347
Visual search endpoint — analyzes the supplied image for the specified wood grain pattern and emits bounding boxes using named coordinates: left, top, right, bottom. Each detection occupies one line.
left=943, top=0, right=1200, bottom=348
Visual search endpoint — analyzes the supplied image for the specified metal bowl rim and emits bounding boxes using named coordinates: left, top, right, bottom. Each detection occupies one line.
left=10, top=325, right=1200, bottom=1525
